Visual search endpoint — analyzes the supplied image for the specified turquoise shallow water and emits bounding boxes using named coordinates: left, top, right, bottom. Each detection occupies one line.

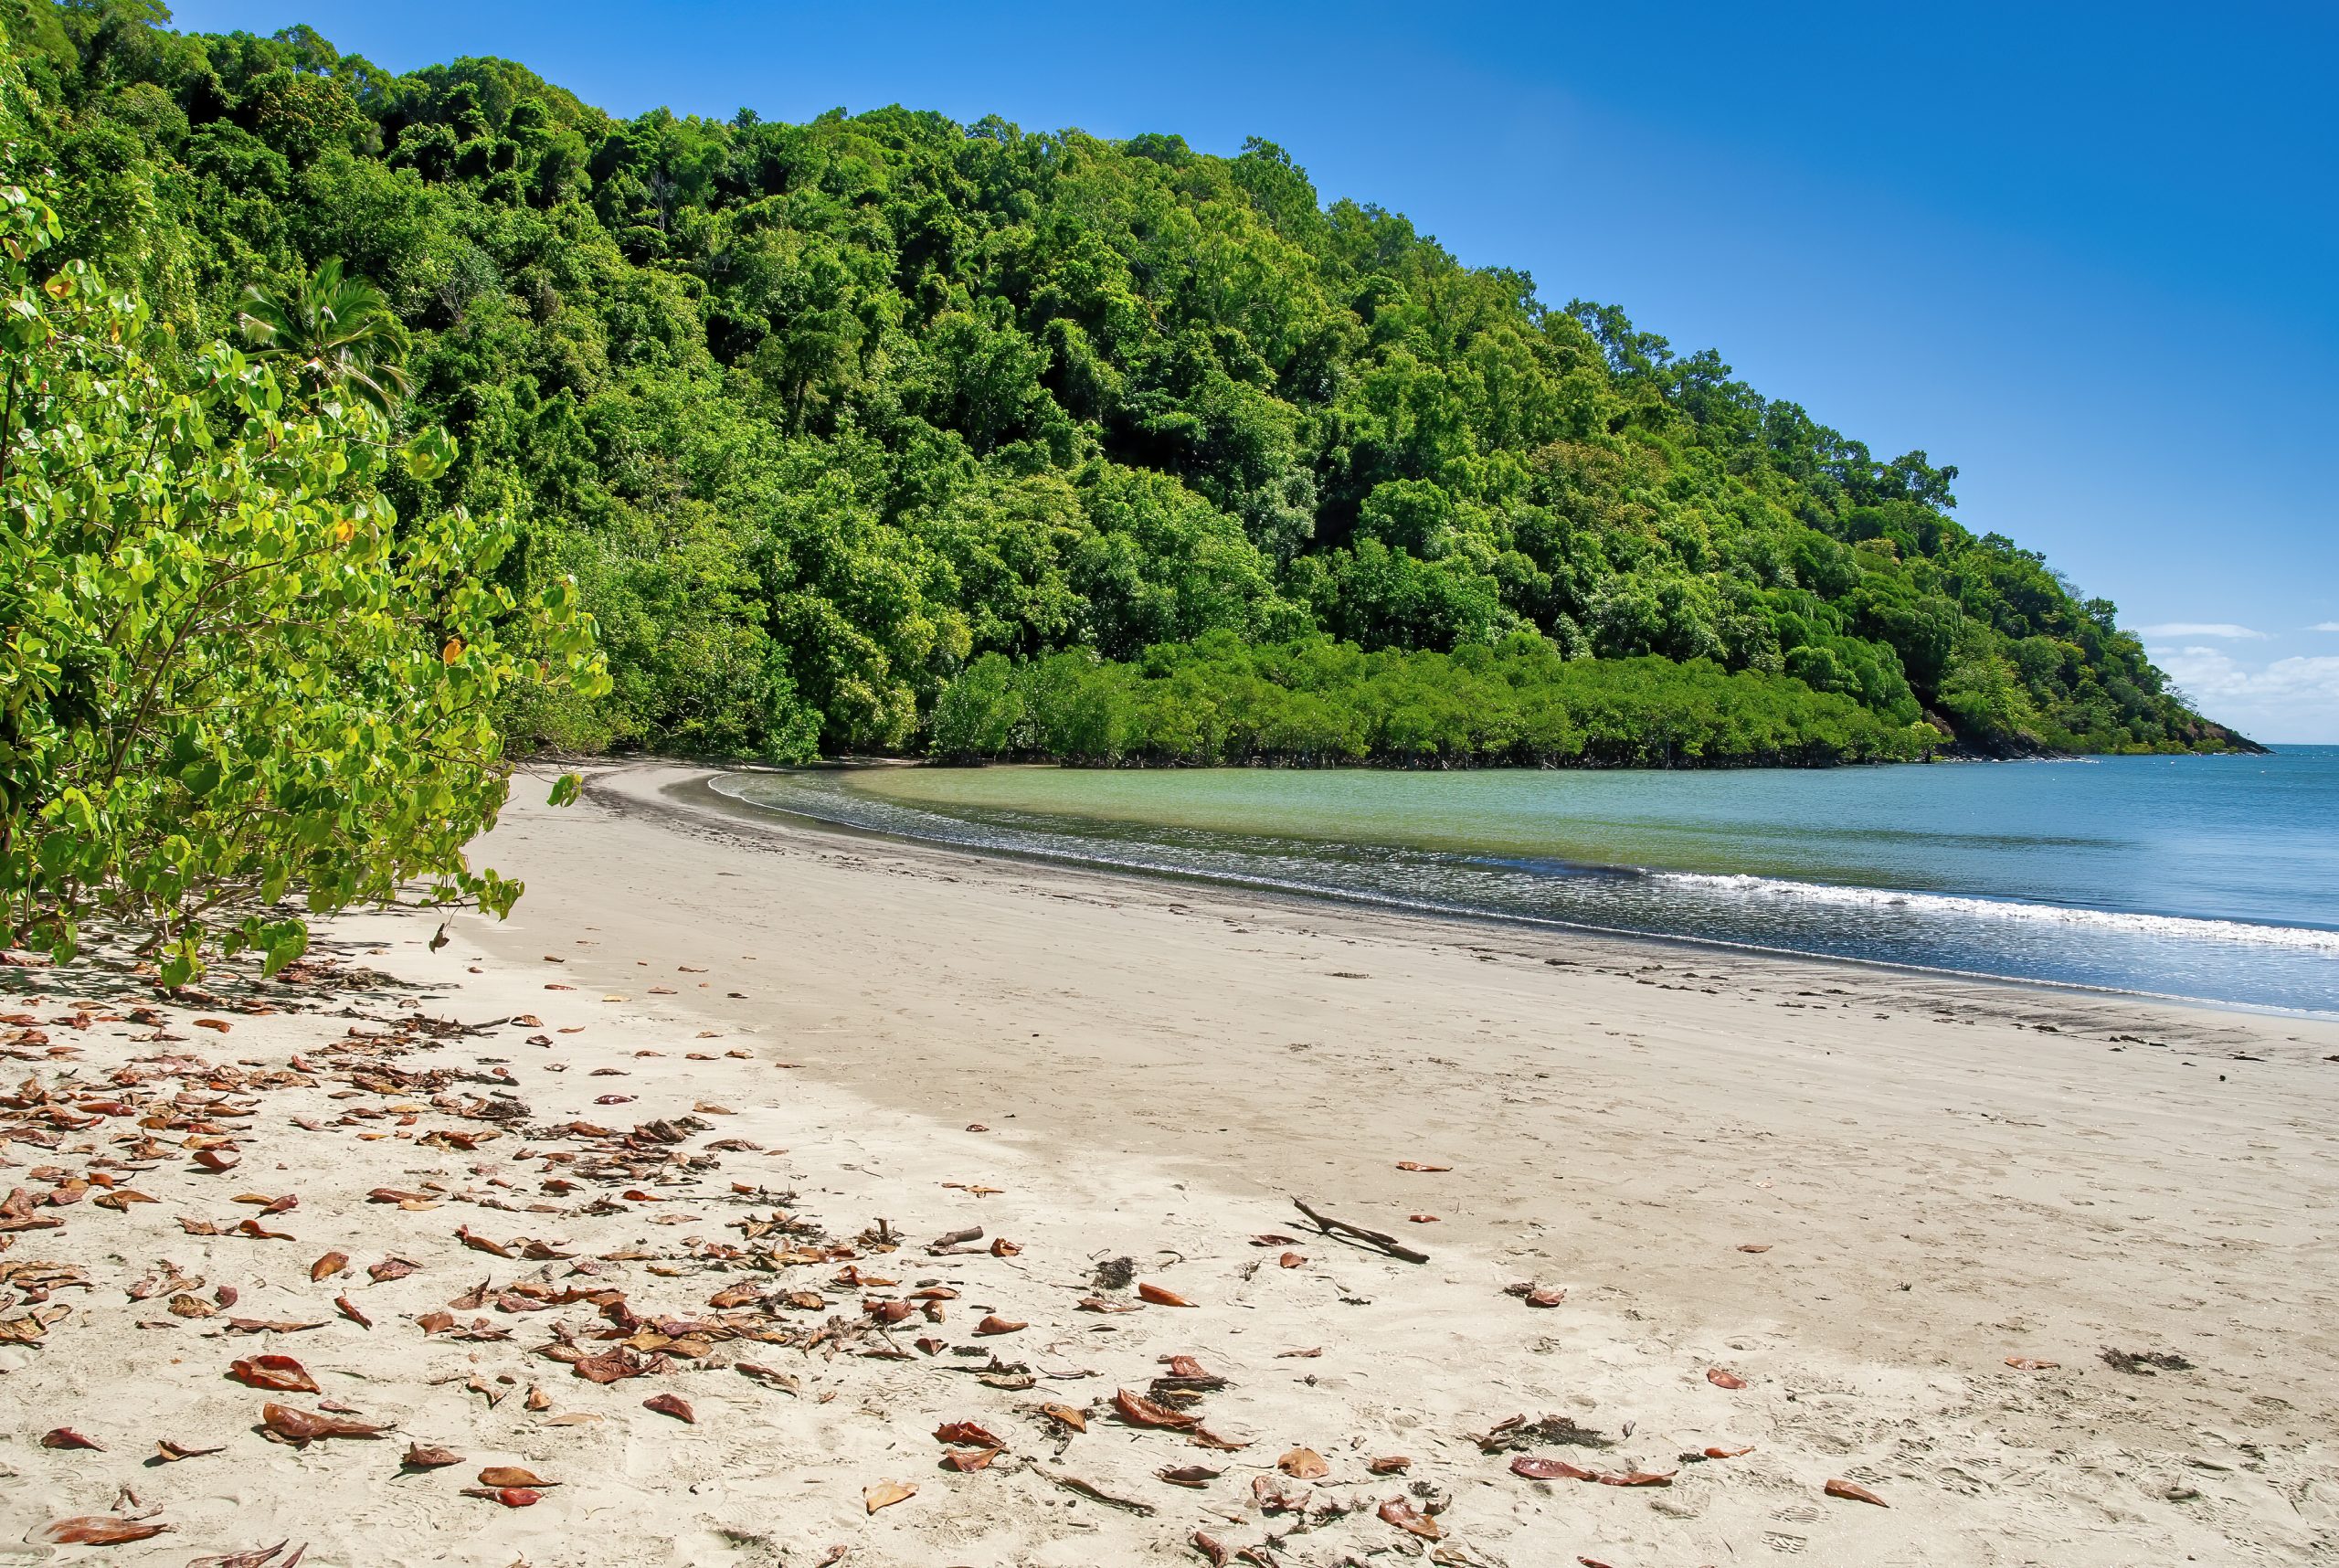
left=715, top=748, right=2339, bottom=1015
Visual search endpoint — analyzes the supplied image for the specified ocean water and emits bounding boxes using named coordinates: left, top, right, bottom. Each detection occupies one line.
left=713, top=748, right=2339, bottom=1015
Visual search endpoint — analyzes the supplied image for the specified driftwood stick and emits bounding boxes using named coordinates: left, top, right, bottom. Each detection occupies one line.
left=926, top=1224, right=983, bottom=1253
left=1292, top=1196, right=1431, bottom=1265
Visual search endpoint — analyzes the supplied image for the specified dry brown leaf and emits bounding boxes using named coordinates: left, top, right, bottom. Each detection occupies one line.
left=456, top=1225, right=513, bottom=1257
left=570, top=1349, right=646, bottom=1383
left=1277, top=1252, right=1304, bottom=1268
left=333, top=1294, right=372, bottom=1330
left=1250, top=1474, right=1306, bottom=1514
left=1113, top=1388, right=1198, bottom=1429
left=2005, top=1356, right=2059, bottom=1371
left=974, top=1314, right=1025, bottom=1335
left=1510, top=1455, right=1595, bottom=1481
left=1702, top=1444, right=1754, bottom=1458
left=1706, top=1367, right=1747, bottom=1389
left=231, top=1355, right=320, bottom=1393
left=1377, top=1497, right=1441, bottom=1539
left=460, top=1487, right=541, bottom=1507
left=1039, top=1403, right=1086, bottom=1433
left=36, top=1517, right=170, bottom=1544
left=643, top=1393, right=694, bottom=1423
left=934, top=1421, right=1005, bottom=1449
left=479, top=1466, right=555, bottom=1488
left=1276, top=1446, right=1328, bottom=1479
left=259, top=1402, right=388, bottom=1443
left=40, top=1426, right=102, bottom=1450
left=309, top=1251, right=349, bottom=1283
left=1191, top=1531, right=1231, bottom=1567
left=863, top=1479, right=915, bottom=1514
left=153, top=1437, right=225, bottom=1463
left=1137, top=1282, right=1195, bottom=1308
left=735, top=1362, right=800, bottom=1395
left=1596, top=1468, right=1676, bottom=1487
left=402, top=1444, right=464, bottom=1469
left=1736, top=1243, right=1773, bottom=1254
left=1158, top=1464, right=1222, bottom=1488
left=1367, top=1455, right=1411, bottom=1475
left=1826, top=1477, right=1889, bottom=1507
left=1188, top=1425, right=1250, bottom=1450
left=1393, top=1160, right=1451, bottom=1172
left=940, top=1446, right=1001, bottom=1472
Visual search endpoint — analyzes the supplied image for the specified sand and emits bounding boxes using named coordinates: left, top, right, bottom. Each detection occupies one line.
left=4, top=759, right=2335, bottom=1567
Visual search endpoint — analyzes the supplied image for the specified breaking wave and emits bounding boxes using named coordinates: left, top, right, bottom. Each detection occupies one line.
left=1653, top=872, right=2339, bottom=951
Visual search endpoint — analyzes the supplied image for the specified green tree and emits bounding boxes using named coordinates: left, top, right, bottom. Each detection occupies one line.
left=926, top=651, right=1026, bottom=760
left=0, top=185, right=606, bottom=980
left=236, top=255, right=414, bottom=416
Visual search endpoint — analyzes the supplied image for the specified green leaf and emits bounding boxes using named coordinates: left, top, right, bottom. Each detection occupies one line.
left=0, top=220, right=598, bottom=977
left=399, top=425, right=458, bottom=482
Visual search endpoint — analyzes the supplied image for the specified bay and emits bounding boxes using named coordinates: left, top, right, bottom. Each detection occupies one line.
left=716, top=748, right=2339, bottom=1015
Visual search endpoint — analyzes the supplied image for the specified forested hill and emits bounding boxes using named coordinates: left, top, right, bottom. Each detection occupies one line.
left=3, top=5, right=2256, bottom=766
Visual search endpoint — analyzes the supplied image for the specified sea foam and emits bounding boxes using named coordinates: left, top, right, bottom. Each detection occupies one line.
left=1655, top=871, right=2339, bottom=950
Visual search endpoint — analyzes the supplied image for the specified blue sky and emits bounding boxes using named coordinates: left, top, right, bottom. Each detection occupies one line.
left=175, top=0, right=2339, bottom=740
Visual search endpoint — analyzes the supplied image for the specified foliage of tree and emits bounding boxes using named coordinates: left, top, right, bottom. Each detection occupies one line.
left=933, top=633, right=1934, bottom=768
left=0, top=179, right=607, bottom=978
left=235, top=254, right=412, bottom=415
left=3, top=3, right=2254, bottom=770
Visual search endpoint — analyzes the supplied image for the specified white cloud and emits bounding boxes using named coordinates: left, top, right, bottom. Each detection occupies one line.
left=2152, top=646, right=2339, bottom=744
left=2134, top=621, right=2268, bottom=640
left=2312, top=621, right=2339, bottom=632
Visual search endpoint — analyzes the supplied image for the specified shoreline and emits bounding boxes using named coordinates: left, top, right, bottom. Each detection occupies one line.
left=701, top=762, right=2336, bottom=1024
left=5, top=759, right=2335, bottom=1565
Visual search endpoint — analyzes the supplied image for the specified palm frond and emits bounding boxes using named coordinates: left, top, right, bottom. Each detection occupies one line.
left=230, top=260, right=411, bottom=415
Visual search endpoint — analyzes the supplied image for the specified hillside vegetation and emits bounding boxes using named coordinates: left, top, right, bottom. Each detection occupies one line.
left=4, top=3, right=2254, bottom=765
